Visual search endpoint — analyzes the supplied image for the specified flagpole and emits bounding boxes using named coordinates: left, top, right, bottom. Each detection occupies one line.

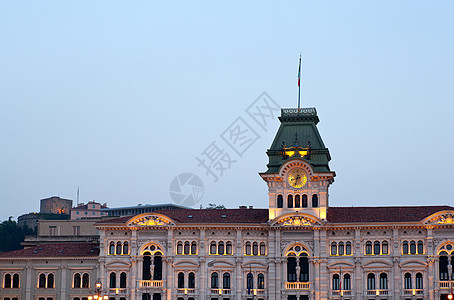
left=297, top=53, right=302, bottom=112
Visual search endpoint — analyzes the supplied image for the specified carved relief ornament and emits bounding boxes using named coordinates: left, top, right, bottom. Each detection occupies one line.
left=129, top=215, right=175, bottom=227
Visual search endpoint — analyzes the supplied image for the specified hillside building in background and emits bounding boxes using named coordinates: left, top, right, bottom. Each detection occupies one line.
left=1, top=107, right=454, bottom=300
left=40, top=196, right=73, bottom=215
left=71, top=201, right=109, bottom=220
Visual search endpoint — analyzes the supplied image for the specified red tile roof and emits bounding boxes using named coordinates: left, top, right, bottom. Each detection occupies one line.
left=98, top=208, right=269, bottom=225
left=0, top=243, right=99, bottom=258
left=97, top=206, right=454, bottom=225
left=327, top=206, right=454, bottom=223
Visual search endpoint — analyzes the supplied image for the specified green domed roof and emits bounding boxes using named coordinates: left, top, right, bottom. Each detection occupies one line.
left=264, top=108, right=332, bottom=174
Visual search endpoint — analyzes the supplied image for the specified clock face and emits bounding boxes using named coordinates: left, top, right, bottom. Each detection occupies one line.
left=287, top=168, right=308, bottom=189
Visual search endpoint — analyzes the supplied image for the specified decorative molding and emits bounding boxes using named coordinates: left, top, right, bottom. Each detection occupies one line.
left=129, top=215, right=175, bottom=227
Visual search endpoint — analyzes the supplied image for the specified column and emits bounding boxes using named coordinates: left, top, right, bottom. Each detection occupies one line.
left=60, top=265, right=67, bottom=300
left=312, top=259, right=320, bottom=300
left=131, top=257, right=138, bottom=300
left=392, top=257, right=400, bottom=300
left=275, top=230, right=282, bottom=300
left=166, top=257, right=173, bottom=300
left=25, top=263, right=32, bottom=300
left=235, top=257, right=242, bottom=300
left=427, top=257, right=435, bottom=300
left=354, top=258, right=362, bottom=300
left=268, top=231, right=276, bottom=300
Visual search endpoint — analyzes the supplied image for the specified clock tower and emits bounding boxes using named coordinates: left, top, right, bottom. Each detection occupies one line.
left=260, top=108, right=335, bottom=222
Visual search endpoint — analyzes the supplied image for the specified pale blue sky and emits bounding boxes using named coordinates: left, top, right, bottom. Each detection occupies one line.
left=1, top=1, right=453, bottom=221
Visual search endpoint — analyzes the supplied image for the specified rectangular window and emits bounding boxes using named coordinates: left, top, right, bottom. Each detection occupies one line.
left=49, top=226, right=57, bottom=236
left=73, top=226, right=80, bottom=236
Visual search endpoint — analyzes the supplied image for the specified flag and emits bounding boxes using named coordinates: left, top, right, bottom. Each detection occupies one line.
left=339, top=267, right=342, bottom=292
left=298, top=54, right=301, bottom=87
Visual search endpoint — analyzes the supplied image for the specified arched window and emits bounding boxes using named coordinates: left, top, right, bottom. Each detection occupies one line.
left=346, top=242, right=352, bottom=255
left=109, top=242, right=115, bottom=255
left=153, top=252, right=163, bottom=280
left=367, top=273, right=375, bottom=290
left=253, top=242, right=259, bottom=255
left=4, top=274, right=11, bottom=288
left=302, top=194, right=308, bottom=207
left=120, top=272, right=127, bottom=288
left=294, top=195, right=300, bottom=208
left=331, top=242, right=337, bottom=255
left=210, top=241, right=217, bottom=255
left=404, top=273, right=412, bottom=289
left=403, top=241, right=409, bottom=254
left=332, top=274, right=340, bottom=290
left=109, top=272, right=116, bottom=288
left=116, top=242, right=122, bottom=255
left=299, top=253, right=309, bottom=282
left=379, top=273, right=388, bottom=290
left=188, top=272, right=195, bottom=289
left=338, top=242, right=344, bottom=255
left=365, top=241, right=372, bottom=255
left=177, top=241, right=183, bottom=255
left=245, top=242, right=251, bottom=255
left=211, top=272, right=219, bottom=289
left=123, top=242, right=129, bottom=255
left=177, top=272, right=185, bottom=288
left=373, top=241, right=380, bottom=255
left=218, top=241, right=225, bottom=255
left=142, top=252, right=151, bottom=280
left=277, top=195, right=283, bottom=208
left=382, top=241, right=389, bottom=255
left=258, top=273, right=265, bottom=289
left=45, top=273, right=53, bottom=289
left=73, top=273, right=81, bottom=288
left=287, top=255, right=297, bottom=282
left=226, top=241, right=233, bottom=255
left=184, top=241, right=190, bottom=255
left=439, top=252, right=449, bottom=280
left=223, top=273, right=230, bottom=289
left=38, top=273, right=46, bottom=288
left=191, top=242, right=197, bottom=255
left=12, top=274, right=19, bottom=289
left=82, top=273, right=89, bottom=288
left=312, top=194, right=318, bottom=207
left=247, top=273, right=254, bottom=290
left=287, top=195, right=294, bottom=208
left=417, top=241, right=423, bottom=254
left=410, top=241, right=416, bottom=254
left=416, top=273, right=423, bottom=289
left=259, top=242, right=266, bottom=255
left=343, top=274, right=351, bottom=290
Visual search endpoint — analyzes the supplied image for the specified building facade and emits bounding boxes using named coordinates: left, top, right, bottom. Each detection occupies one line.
left=71, top=201, right=109, bottom=220
left=1, top=107, right=454, bottom=300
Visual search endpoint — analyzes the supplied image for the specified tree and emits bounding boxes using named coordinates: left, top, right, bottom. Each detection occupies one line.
left=0, top=218, right=35, bottom=253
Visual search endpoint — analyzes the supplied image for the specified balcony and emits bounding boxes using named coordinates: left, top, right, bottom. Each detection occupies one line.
left=177, top=288, right=196, bottom=295
left=210, top=289, right=232, bottom=295
left=138, top=280, right=163, bottom=288
left=404, top=289, right=424, bottom=296
left=366, top=290, right=389, bottom=296
left=439, top=281, right=453, bottom=289
left=108, top=288, right=128, bottom=296
left=285, top=282, right=310, bottom=290
left=332, top=290, right=352, bottom=296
